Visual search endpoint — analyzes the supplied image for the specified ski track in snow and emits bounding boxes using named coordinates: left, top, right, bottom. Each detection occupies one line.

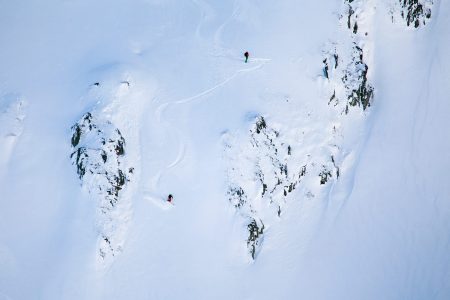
left=145, top=0, right=270, bottom=208
left=155, top=60, right=269, bottom=121
left=212, top=0, right=240, bottom=48
left=147, top=60, right=270, bottom=205
left=167, top=143, right=186, bottom=169
left=192, top=0, right=216, bottom=41
left=143, top=194, right=173, bottom=210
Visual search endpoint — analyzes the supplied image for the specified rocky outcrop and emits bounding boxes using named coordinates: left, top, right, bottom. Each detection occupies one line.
left=324, top=0, right=374, bottom=113
left=343, top=45, right=374, bottom=111
left=224, top=116, right=338, bottom=260
left=71, top=110, right=133, bottom=261
left=247, top=218, right=264, bottom=259
left=399, top=0, right=433, bottom=28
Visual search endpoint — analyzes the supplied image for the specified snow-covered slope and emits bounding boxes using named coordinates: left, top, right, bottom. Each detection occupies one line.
left=0, top=0, right=449, bottom=299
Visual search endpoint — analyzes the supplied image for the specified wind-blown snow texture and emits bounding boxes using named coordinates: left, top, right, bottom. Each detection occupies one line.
left=0, top=0, right=449, bottom=299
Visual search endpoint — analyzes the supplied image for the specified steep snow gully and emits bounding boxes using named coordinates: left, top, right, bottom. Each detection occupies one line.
left=0, top=0, right=449, bottom=299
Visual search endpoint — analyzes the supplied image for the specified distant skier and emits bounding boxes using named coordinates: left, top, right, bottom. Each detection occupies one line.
left=167, top=194, right=173, bottom=203
left=244, top=51, right=249, bottom=63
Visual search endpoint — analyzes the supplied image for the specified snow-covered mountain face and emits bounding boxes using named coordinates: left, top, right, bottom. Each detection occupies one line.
left=1, top=0, right=449, bottom=299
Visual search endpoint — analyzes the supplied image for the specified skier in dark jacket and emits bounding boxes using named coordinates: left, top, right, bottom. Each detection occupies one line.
left=167, top=194, right=173, bottom=203
left=244, top=51, right=249, bottom=63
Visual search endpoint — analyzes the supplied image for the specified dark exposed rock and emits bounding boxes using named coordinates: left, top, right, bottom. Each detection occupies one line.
left=347, top=4, right=355, bottom=29
left=255, top=116, right=267, bottom=134
left=228, top=186, right=247, bottom=209
left=342, top=45, right=374, bottom=111
left=114, top=129, right=125, bottom=155
left=328, top=90, right=337, bottom=106
left=319, top=167, right=332, bottom=185
left=71, top=124, right=82, bottom=147
left=247, top=218, right=264, bottom=260
left=323, top=59, right=329, bottom=79
left=70, top=147, right=88, bottom=179
left=331, top=155, right=340, bottom=179
left=399, top=0, right=432, bottom=28
left=353, top=21, right=358, bottom=34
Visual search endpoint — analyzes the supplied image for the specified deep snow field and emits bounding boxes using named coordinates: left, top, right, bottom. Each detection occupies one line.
left=0, top=0, right=449, bottom=299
